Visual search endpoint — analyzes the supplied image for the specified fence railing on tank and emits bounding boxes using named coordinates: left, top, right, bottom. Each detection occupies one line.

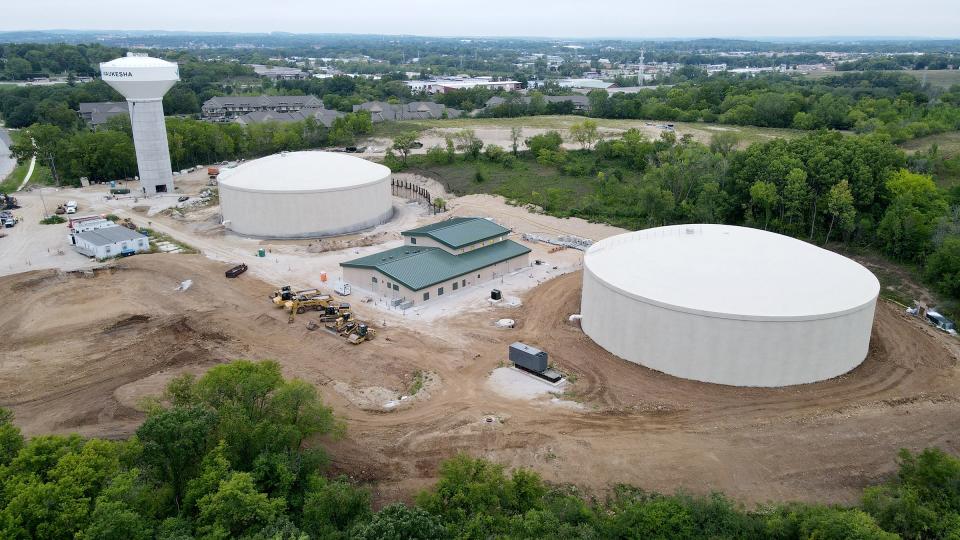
left=391, top=178, right=446, bottom=214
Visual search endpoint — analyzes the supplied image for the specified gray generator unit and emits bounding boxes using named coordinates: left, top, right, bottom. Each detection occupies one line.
left=509, top=342, right=548, bottom=373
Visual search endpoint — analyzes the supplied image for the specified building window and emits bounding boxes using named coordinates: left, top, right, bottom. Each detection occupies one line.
left=372, top=277, right=378, bottom=283
left=410, top=237, right=417, bottom=244
left=438, top=287, right=444, bottom=296
left=393, top=284, right=399, bottom=291
left=452, top=282, right=458, bottom=291
left=423, top=292, right=430, bottom=301
left=462, top=279, right=466, bottom=287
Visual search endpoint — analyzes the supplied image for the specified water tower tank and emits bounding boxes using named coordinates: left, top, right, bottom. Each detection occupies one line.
left=100, top=54, right=179, bottom=195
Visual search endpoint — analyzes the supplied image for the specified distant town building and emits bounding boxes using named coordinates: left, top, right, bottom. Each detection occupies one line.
left=78, top=101, right=129, bottom=128
left=247, top=64, right=308, bottom=80
left=234, top=108, right=345, bottom=127
left=405, top=78, right=521, bottom=94
left=556, top=78, right=617, bottom=90
left=352, top=101, right=461, bottom=122
left=201, top=95, right=325, bottom=121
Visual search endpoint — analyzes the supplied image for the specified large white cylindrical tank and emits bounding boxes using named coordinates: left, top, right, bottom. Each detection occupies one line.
left=218, top=151, right=393, bottom=238
left=580, top=225, right=880, bottom=387
left=100, top=54, right=180, bottom=196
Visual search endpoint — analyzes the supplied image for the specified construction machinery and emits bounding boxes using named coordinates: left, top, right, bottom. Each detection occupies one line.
left=270, top=286, right=321, bottom=305
left=0, top=194, right=19, bottom=210
left=325, top=314, right=375, bottom=344
left=270, top=285, right=352, bottom=323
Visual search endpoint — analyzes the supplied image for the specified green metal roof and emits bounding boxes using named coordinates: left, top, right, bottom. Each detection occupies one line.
left=402, top=217, right=511, bottom=249
left=341, top=240, right=531, bottom=291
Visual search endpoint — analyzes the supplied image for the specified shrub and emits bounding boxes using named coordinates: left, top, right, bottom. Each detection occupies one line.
left=40, top=215, right=65, bottom=225
left=526, top=131, right=564, bottom=154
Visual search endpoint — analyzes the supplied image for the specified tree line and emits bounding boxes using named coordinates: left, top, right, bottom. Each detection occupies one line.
left=485, top=71, right=960, bottom=143
left=7, top=111, right=373, bottom=184
left=1, top=359, right=958, bottom=539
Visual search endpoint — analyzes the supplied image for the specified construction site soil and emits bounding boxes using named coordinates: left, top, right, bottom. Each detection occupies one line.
left=2, top=255, right=959, bottom=508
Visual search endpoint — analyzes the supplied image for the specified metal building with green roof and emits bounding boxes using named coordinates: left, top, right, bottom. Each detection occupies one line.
left=341, top=217, right=531, bottom=307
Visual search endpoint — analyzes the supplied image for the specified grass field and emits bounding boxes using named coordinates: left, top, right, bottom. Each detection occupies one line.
left=373, top=115, right=803, bottom=148
left=801, top=69, right=960, bottom=89
left=900, top=131, right=960, bottom=156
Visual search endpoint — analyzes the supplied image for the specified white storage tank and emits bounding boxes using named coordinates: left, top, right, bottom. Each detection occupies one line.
left=217, top=151, right=393, bottom=238
left=580, top=224, right=880, bottom=387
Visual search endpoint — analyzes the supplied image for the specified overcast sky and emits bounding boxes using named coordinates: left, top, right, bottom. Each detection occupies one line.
left=3, top=0, right=959, bottom=39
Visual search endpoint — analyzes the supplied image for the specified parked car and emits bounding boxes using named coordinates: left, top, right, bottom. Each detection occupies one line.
left=65, top=201, right=78, bottom=214
left=178, top=196, right=189, bottom=202
left=926, top=310, right=957, bottom=335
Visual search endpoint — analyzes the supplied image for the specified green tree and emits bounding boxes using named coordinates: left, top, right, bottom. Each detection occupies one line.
left=709, top=131, right=740, bottom=156
left=569, top=119, right=600, bottom=150
left=354, top=504, right=446, bottom=540
left=391, top=131, right=419, bottom=164
left=510, top=126, right=523, bottom=155
left=525, top=131, right=563, bottom=155
left=301, top=475, right=371, bottom=537
left=749, top=180, right=779, bottom=230
left=782, top=168, right=812, bottom=232
left=0, top=408, right=24, bottom=466
left=454, top=129, right=484, bottom=160
left=824, top=179, right=856, bottom=245
left=136, top=405, right=218, bottom=510
left=877, top=170, right=948, bottom=260
left=925, top=237, right=960, bottom=298
left=196, top=472, right=286, bottom=539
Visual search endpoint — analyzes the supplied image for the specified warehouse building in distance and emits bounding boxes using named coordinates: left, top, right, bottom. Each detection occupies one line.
left=341, top=217, right=531, bottom=308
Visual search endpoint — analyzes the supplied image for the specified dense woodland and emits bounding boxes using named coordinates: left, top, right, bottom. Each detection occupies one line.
left=1, top=360, right=959, bottom=539
left=484, top=72, right=960, bottom=143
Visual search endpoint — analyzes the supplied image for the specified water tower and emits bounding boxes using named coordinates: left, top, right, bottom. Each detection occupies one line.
left=100, top=54, right=179, bottom=195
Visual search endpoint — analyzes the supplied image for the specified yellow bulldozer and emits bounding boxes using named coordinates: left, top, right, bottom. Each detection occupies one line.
left=325, top=313, right=376, bottom=344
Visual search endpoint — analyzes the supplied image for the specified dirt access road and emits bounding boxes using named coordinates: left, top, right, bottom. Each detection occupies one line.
left=2, top=255, right=958, bottom=507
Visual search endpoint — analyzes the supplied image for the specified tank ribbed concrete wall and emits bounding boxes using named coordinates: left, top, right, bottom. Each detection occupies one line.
left=218, top=152, right=392, bottom=239
left=580, top=225, right=880, bottom=387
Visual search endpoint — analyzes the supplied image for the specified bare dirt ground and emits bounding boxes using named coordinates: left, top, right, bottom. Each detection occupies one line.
left=3, top=255, right=959, bottom=509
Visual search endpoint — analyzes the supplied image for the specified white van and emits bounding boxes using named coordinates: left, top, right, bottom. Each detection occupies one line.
left=65, top=201, right=78, bottom=214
